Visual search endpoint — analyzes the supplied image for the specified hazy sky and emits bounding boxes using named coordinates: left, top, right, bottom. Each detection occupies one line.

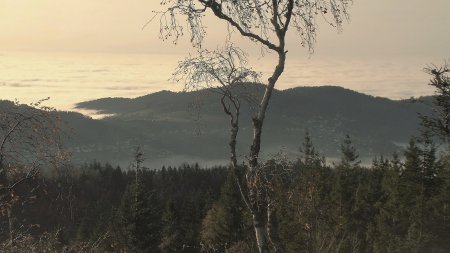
left=1, top=0, right=450, bottom=114
left=1, top=0, right=449, bottom=59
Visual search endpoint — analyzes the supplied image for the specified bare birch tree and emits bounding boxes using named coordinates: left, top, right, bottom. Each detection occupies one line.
left=154, top=1, right=352, bottom=252
left=0, top=99, right=67, bottom=249
left=172, top=44, right=259, bottom=217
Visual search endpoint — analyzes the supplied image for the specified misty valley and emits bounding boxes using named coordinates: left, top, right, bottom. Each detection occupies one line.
left=66, top=85, right=429, bottom=167
left=1, top=82, right=450, bottom=252
left=1, top=0, right=450, bottom=252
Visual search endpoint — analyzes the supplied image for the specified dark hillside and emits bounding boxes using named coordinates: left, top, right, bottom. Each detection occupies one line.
left=39, top=86, right=433, bottom=167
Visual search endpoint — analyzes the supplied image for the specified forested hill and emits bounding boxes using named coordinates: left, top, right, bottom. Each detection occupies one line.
left=61, top=85, right=431, bottom=167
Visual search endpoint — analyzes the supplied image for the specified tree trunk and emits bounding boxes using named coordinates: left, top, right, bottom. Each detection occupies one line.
left=253, top=211, right=269, bottom=253
left=249, top=52, right=286, bottom=169
left=247, top=51, right=286, bottom=253
left=0, top=155, right=6, bottom=185
left=7, top=206, right=13, bottom=249
left=267, top=202, right=285, bottom=253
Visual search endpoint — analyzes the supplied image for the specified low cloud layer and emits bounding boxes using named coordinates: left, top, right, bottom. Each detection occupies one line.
left=0, top=51, right=437, bottom=117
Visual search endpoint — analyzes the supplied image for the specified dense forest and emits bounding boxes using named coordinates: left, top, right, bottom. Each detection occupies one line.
left=2, top=0, right=448, bottom=251
left=1, top=130, right=449, bottom=252
left=1, top=65, right=450, bottom=252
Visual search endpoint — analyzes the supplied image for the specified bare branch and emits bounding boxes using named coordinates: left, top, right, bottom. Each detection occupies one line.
left=172, top=44, right=261, bottom=92
left=154, top=1, right=353, bottom=252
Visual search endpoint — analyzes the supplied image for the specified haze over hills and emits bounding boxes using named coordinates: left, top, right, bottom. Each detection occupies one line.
left=0, top=85, right=431, bottom=168
left=46, top=85, right=430, bottom=168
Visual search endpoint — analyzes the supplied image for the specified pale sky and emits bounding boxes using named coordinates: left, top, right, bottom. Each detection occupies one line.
left=0, top=0, right=449, bottom=59
left=0, top=0, right=450, bottom=113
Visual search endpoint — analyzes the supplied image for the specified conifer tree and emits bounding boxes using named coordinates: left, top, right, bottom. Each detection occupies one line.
left=114, top=181, right=161, bottom=252
left=433, top=154, right=450, bottom=252
left=420, top=63, right=450, bottom=141
left=299, top=131, right=325, bottom=168
left=159, top=199, right=182, bottom=253
left=331, top=135, right=365, bottom=252
left=113, top=149, right=161, bottom=252
left=200, top=170, right=250, bottom=252
left=373, top=154, right=404, bottom=252
left=339, top=134, right=361, bottom=168
left=397, top=134, right=443, bottom=252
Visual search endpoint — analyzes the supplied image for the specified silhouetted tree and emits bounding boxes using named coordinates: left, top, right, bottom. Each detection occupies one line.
left=200, top=170, right=252, bottom=252
left=154, top=1, right=353, bottom=251
left=0, top=99, right=67, bottom=250
left=420, top=62, right=450, bottom=141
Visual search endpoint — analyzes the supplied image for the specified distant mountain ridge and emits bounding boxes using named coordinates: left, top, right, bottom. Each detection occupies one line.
left=0, top=85, right=432, bottom=168
left=62, top=85, right=432, bottom=167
